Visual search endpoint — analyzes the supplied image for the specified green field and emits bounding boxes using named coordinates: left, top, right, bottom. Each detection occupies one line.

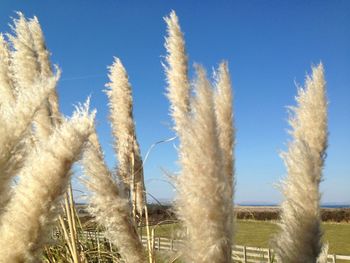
left=145, top=220, right=350, bottom=255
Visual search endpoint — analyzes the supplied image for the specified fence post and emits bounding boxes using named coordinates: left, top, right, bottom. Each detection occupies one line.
left=157, top=237, right=161, bottom=251
left=267, top=248, right=271, bottom=263
left=151, top=234, right=155, bottom=253
left=243, top=246, right=247, bottom=263
left=333, top=254, right=336, bottom=263
left=170, top=239, right=174, bottom=251
left=151, top=228, right=155, bottom=257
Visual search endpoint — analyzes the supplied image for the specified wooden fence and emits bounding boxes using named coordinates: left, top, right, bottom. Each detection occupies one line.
left=141, top=236, right=350, bottom=263
left=79, top=231, right=350, bottom=262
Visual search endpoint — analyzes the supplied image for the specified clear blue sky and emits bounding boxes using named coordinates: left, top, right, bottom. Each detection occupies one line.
left=1, top=1, right=349, bottom=204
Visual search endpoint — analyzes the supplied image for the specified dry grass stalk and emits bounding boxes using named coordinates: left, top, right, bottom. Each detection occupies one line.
left=130, top=150, right=137, bottom=219
left=274, top=64, right=328, bottom=263
left=0, top=103, right=95, bottom=263
left=58, top=215, right=76, bottom=262
left=58, top=185, right=81, bottom=263
left=81, top=130, right=146, bottom=263
left=133, top=139, right=146, bottom=216
left=143, top=203, right=154, bottom=263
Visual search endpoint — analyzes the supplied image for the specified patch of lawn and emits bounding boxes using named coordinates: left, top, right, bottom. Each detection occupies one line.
left=235, top=220, right=278, bottom=248
left=143, top=220, right=350, bottom=255
left=323, top=222, right=350, bottom=255
left=235, top=220, right=350, bottom=255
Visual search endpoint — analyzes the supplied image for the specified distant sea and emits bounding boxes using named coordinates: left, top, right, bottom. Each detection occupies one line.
left=148, top=199, right=350, bottom=208
left=236, top=203, right=350, bottom=208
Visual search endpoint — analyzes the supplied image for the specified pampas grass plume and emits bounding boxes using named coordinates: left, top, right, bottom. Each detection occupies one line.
left=164, top=12, right=234, bottom=262
left=28, top=16, right=52, bottom=79
left=133, top=139, right=146, bottom=215
left=105, top=57, right=145, bottom=215
left=6, top=13, right=60, bottom=140
left=274, top=64, right=328, bottom=262
left=177, top=66, right=232, bottom=263
left=0, top=13, right=61, bottom=211
left=0, top=34, right=15, bottom=105
left=81, top=130, right=146, bottom=263
left=214, top=61, right=235, bottom=253
left=28, top=16, right=61, bottom=127
left=0, top=102, right=95, bottom=262
left=0, top=75, right=57, bottom=211
left=164, top=11, right=190, bottom=136
left=105, top=57, right=136, bottom=189
left=8, top=12, right=40, bottom=90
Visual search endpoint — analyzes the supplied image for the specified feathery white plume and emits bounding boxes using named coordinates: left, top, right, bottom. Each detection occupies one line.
left=164, top=11, right=190, bottom=136
left=0, top=75, right=57, bottom=211
left=0, top=102, right=95, bottom=262
left=8, top=12, right=40, bottom=90
left=28, top=16, right=61, bottom=127
left=176, top=66, right=232, bottom=263
left=81, top=130, right=146, bottom=263
left=214, top=61, right=235, bottom=253
left=274, top=64, right=328, bottom=262
left=0, top=34, right=15, bottom=105
left=105, top=58, right=145, bottom=214
left=105, top=58, right=136, bottom=188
